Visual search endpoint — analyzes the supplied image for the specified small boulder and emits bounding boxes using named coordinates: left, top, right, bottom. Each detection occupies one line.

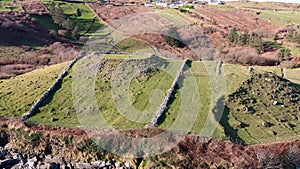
left=58, top=30, right=69, bottom=37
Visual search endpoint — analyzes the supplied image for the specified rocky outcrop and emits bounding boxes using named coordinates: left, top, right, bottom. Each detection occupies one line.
left=0, top=147, right=131, bottom=169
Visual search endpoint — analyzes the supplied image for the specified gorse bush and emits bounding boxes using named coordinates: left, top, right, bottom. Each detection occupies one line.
left=277, top=48, right=291, bottom=62
left=164, top=26, right=185, bottom=48
left=227, top=28, right=281, bottom=54
left=48, top=2, right=79, bottom=39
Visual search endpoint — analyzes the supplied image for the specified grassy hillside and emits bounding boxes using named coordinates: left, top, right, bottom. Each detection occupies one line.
left=1, top=52, right=299, bottom=144
left=0, top=62, right=69, bottom=118
left=226, top=72, right=300, bottom=144
left=259, top=10, right=300, bottom=27
left=24, top=57, right=219, bottom=135
left=0, top=0, right=21, bottom=12
left=40, top=0, right=103, bottom=35
left=31, top=14, right=62, bottom=32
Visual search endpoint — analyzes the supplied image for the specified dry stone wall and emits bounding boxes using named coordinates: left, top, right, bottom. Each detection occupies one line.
left=20, top=53, right=86, bottom=121
left=145, top=59, right=189, bottom=128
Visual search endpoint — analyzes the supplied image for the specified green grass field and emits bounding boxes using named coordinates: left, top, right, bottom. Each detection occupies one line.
left=210, top=5, right=234, bottom=10
left=0, top=0, right=21, bottom=12
left=285, top=44, right=300, bottom=57
left=285, top=68, right=300, bottom=84
left=228, top=1, right=300, bottom=11
left=40, top=0, right=103, bottom=35
left=115, top=38, right=152, bottom=53
left=27, top=67, right=81, bottom=128
left=0, top=62, right=69, bottom=118
left=31, top=14, right=62, bottom=31
left=226, top=71, right=300, bottom=144
left=259, top=10, right=300, bottom=26
left=1, top=54, right=299, bottom=144
left=24, top=58, right=229, bottom=137
left=223, top=63, right=249, bottom=95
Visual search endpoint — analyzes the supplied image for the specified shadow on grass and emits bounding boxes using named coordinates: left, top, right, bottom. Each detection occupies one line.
left=156, top=85, right=178, bottom=126
left=33, top=77, right=64, bottom=115
left=213, top=96, right=245, bottom=145
left=64, top=15, right=104, bottom=35
left=292, top=82, right=300, bottom=89
left=157, top=60, right=191, bottom=126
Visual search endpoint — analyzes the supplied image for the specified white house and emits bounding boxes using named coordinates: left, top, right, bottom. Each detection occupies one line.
left=144, top=0, right=154, bottom=6
left=207, top=0, right=220, bottom=4
left=144, top=2, right=153, bottom=6
left=156, top=0, right=168, bottom=7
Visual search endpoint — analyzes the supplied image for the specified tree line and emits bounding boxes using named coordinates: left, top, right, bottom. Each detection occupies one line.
left=49, top=2, right=80, bottom=39
left=227, top=28, right=291, bottom=61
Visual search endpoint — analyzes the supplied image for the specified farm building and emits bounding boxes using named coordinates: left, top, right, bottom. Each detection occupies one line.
left=156, top=0, right=168, bottom=7
left=145, top=0, right=188, bottom=7
left=207, top=0, right=219, bottom=4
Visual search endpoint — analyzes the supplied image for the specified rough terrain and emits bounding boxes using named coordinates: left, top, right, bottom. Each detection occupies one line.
left=0, top=12, right=80, bottom=79
left=1, top=118, right=300, bottom=168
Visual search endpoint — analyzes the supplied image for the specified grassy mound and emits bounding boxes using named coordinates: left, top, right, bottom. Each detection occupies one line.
left=226, top=72, right=300, bottom=144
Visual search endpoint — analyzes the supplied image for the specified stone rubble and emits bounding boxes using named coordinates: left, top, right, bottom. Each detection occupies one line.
left=0, top=147, right=132, bottom=169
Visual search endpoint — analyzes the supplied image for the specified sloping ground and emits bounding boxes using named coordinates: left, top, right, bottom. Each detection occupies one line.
left=228, top=1, right=300, bottom=12
left=226, top=72, right=300, bottom=144
left=41, top=1, right=104, bottom=35
left=0, top=12, right=80, bottom=79
left=180, top=6, right=282, bottom=53
left=18, top=0, right=48, bottom=14
left=189, top=6, right=280, bottom=39
left=27, top=57, right=180, bottom=129
left=1, top=118, right=300, bottom=168
left=87, top=4, right=290, bottom=65
left=25, top=58, right=222, bottom=136
left=87, top=4, right=151, bottom=24
left=0, top=11, right=53, bottom=46
left=0, top=42, right=80, bottom=79
left=0, top=62, right=69, bottom=118
left=87, top=4, right=216, bottom=60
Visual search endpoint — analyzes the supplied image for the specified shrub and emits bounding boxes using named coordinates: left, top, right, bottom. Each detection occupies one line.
left=0, top=130, right=9, bottom=147
left=227, top=28, right=274, bottom=54
left=72, top=26, right=80, bottom=39
left=164, top=26, right=185, bottom=48
left=227, top=27, right=238, bottom=44
left=277, top=48, right=291, bottom=62
left=76, top=8, right=82, bottom=17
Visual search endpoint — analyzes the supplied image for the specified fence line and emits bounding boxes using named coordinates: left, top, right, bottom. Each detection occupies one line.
left=145, top=59, right=189, bottom=128
left=20, top=53, right=85, bottom=121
